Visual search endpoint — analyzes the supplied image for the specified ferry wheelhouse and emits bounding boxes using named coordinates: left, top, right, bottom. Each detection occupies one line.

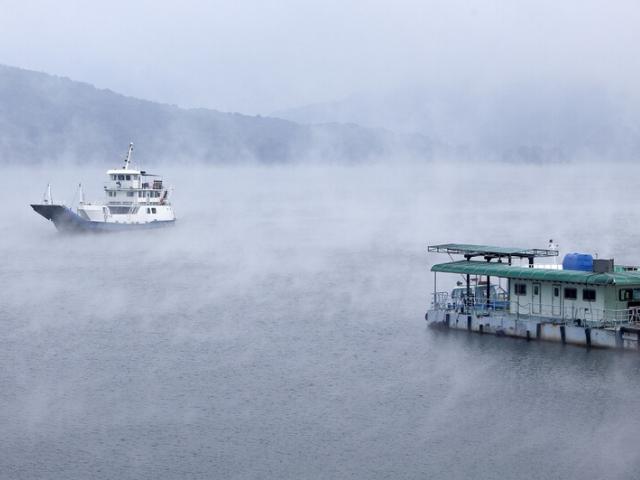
left=31, top=143, right=176, bottom=232
left=426, top=243, right=640, bottom=350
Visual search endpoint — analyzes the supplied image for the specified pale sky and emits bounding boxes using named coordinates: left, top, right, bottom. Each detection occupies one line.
left=1, top=0, right=639, bottom=114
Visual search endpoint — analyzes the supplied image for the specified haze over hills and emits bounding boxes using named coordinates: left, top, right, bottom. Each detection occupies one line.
left=274, top=83, right=640, bottom=162
left=3, top=63, right=639, bottom=165
left=0, top=64, right=434, bottom=165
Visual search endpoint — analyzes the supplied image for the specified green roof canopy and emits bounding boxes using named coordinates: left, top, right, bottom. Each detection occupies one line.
left=431, top=260, right=640, bottom=286
left=428, top=243, right=558, bottom=259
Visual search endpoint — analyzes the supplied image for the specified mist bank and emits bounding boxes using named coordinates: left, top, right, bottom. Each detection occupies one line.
left=0, top=64, right=435, bottom=165
left=4, top=63, right=638, bottom=166
left=274, top=82, right=640, bottom=163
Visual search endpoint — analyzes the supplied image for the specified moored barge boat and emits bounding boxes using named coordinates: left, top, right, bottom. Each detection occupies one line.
left=426, top=243, right=640, bottom=350
left=31, top=143, right=176, bottom=232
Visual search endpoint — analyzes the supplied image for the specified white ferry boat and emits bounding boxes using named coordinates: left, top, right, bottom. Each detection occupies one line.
left=426, top=243, right=640, bottom=351
left=31, top=143, right=176, bottom=232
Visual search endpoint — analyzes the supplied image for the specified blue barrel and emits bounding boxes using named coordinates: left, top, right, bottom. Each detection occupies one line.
left=562, top=253, right=593, bottom=271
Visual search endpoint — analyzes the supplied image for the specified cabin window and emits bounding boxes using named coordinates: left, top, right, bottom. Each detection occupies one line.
left=583, top=289, right=596, bottom=301
left=125, top=175, right=131, bottom=180
left=109, top=206, right=134, bottom=214
left=514, top=283, right=527, bottom=296
left=151, top=207, right=157, bottom=214
left=619, top=288, right=640, bottom=301
left=146, top=208, right=150, bottom=213
left=564, top=288, right=577, bottom=300
left=533, top=285, right=539, bottom=295
left=133, top=175, right=139, bottom=180
left=127, top=191, right=134, bottom=197
left=553, top=287, right=559, bottom=297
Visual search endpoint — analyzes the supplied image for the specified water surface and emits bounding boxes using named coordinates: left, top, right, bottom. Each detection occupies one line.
left=2, top=163, right=640, bottom=479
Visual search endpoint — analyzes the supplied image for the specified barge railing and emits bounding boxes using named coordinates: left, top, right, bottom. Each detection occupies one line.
left=430, top=292, right=640, bottom=328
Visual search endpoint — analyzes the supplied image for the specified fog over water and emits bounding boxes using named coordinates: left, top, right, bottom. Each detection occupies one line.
left=3, top=1, right=639, bottom=114
left=3, top=162, right=640, bottom=479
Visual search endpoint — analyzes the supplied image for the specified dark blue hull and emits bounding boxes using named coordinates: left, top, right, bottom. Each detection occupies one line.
left=31, top=204, right=176, bottom=233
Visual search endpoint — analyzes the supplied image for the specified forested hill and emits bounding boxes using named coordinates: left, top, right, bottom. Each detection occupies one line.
left=0, top=64, right=433, bottom=164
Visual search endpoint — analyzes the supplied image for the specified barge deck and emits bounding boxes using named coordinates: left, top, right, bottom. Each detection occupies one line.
left=426, top=243, right=640, bottom=351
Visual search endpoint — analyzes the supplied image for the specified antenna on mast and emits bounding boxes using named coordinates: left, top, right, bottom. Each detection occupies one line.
left=123, top=142, right=134, bottom=170
left=43, top=183, right=53, bottom=204
left=548, top=238, right=559, bottom=265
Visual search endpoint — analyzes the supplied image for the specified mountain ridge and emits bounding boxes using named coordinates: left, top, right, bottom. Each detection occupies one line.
left=0, top=64, right=434, bottom=164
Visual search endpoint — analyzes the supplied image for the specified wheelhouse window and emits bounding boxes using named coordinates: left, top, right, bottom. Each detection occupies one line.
left=151, top=207, right=157, bottom=214
left=514, top=283, right=527, bottom=296
left=583, top=289, right=596, bottom=301
left=127, top=191, right=134, bottom=197
left=118, top=174, right=125, bottom=180
left=564, top=288, right=577, bottom=300
left=125, top=175, right=131, bottom=181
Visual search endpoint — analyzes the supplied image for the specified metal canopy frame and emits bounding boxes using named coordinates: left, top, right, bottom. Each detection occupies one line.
left=428, top=243, right=558, bottom=264
left=429, top=244, right=561, bottom=308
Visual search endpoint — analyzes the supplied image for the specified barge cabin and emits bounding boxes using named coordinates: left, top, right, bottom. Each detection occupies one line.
left=426, top=243, right=640, bottom=350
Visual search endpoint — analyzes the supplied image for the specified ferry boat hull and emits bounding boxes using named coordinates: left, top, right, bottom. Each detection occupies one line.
left=31, top=204, right=175, bottom=232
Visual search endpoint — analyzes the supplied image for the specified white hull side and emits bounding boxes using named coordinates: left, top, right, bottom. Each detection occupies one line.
left=79, top=204, right=175, bottom=224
